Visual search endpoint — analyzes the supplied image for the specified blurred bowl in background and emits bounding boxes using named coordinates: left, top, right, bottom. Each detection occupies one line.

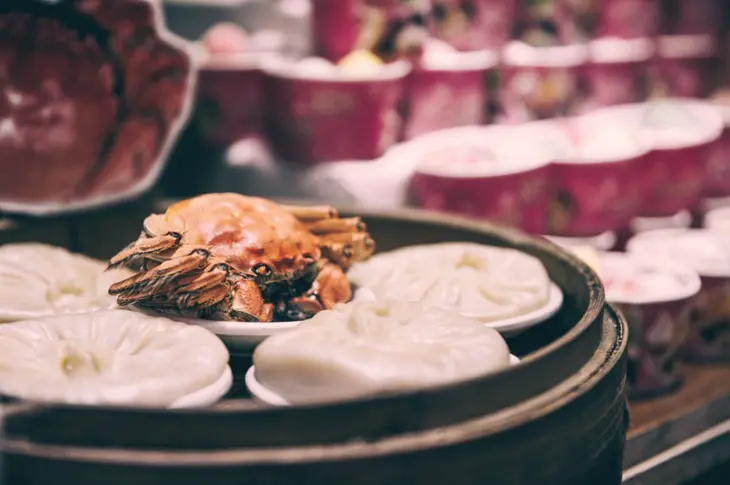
left=704, top=205, right=730, bottom=233
left=703, top=96, right=730, bottom=198
left=586, top=100, right=723, bottom=218
left=431, top=0, right=517, bottom=52
left=195, top=53, right=265, bottom=146
left=579, top=37, right=654, bottom=112
left=627, top=228, right=730, bottom=363
left=526, top=115, right=650, bottom=238
left=597, top=251, right=700, bottom=399
left=402, top=48, right=497, bottom=140
left=262, top=56, right=410, bottom=164
left=655, top=34, right=719, bottom=99
left=595, top=0, right=659, bottom=39
left=499, top=41, right=589, bottom=124
left=660, top=0, right=721, bottom=36
left=405, top=125, right=552, bottom=234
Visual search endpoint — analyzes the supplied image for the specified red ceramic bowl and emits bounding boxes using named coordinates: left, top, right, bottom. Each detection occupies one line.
left=702, top=103, right=730, bottom=198
left=523, top=116, right=649, bottom=237
left=310, top=0, right=432, bottom=63
left=404, top=126, right=552, bottom=234
left=195, top=53, right=264, bottom=146
left=0, top=0, right=194, bottom=216
left=655, top=35, right=718, bottom=99
left=262, top=58, right=410, bottom=165
left=577, top=37, right=653, bottom=113
left=402, top=49, right=497, bottom=140
left=597, top=251, right=700, bottom=399
left=431, top=0, right=516, bottom=51
left=595, top=0, right=659, bottom=39
left=586, top=101, right=724, bottom=218
left=661, top=0, right=721, bottom=36
left=627, top=228, right=730, bottom=363
left=499, top=42, right=588, bottom=124
left=515, top=0, right=657, bottom=45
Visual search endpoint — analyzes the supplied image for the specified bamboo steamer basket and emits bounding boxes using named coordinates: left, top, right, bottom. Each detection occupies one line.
left=0, top=207, right=628, bottom=485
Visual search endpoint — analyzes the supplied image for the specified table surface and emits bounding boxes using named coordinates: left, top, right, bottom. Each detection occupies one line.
left=623, top=364, right=730, bottom=485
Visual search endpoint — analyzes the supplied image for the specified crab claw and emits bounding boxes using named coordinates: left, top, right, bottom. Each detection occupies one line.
left=276, top=264, right=352, bottom=321
left=226, top=279, right=274, bottom=322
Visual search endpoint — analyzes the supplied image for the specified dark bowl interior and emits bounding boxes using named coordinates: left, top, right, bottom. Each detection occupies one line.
left=1, top=204, right=606, bottom=452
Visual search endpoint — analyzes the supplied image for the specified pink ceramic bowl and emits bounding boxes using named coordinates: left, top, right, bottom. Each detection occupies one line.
left=499, top=41, right=589, bottom=124
left=578, top=37, right=653, bottom=113
left=404, top=126, right=552, bottom=234
left=597, top=251, right=700, bottom=398
left=703, top=100, right=730, bottom=198
left=195, top=53, right=264, bottom=146
left=654, top=34, right=718, bottom=99
left=521, top=116, right=649, bottom=237
left=594, top=0, right=659, bottom=39
left=627, top=229, right=730, bottom=363
left=402, top=49, right=497, bottom=140
left=660, top=0, right=721, bottom=36
left=0, top=0, right=195, bottom=216
left=311, top=0, right=432, bottom=63
left=262, top=57, right=410, bottom=165
left=515, top=0, right=658, bottom=45
left=586, top=100, right=724, bottom=218
left=431, top=0, right=516, bottom=52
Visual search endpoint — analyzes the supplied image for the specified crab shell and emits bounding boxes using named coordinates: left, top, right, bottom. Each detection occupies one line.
left=107, top=193, right=376, bottom=322
left=155, top=195, right=324, bottom=278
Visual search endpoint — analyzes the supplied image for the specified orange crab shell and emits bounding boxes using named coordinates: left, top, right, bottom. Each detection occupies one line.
left=158, top=193, right=323, bottom=276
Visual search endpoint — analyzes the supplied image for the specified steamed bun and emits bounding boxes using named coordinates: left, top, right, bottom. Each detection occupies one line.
left=253, top=300, right=511, bottom=404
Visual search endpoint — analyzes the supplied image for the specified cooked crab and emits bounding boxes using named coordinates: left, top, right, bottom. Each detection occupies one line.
left=107, top=193, right=375, bottom=322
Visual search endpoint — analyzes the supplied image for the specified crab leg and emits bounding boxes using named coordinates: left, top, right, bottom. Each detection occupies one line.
left=109, top=248, right=209, bottom=296
left=177, top=285, right=230, bottom=311
left=176, top=264, right=229, bottom=294
left=320, top=232, right=375, bottom=269
left=227, top=279, right=274, bottom=322
left=304, top=217, right=365, bottom=235
left=281, top=204, right=337, bottom=221
left=107, top=232, right=182, bottom=269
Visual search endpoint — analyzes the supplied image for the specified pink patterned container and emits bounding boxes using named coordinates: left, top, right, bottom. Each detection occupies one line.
left=515, top=0, right=658, bottom=45
left=406, top=126, right=553, bottom=234
left=655, top=34, right=718, bottom=99
left=598, top=251, right=700, bottom=399
left=499, top=41, right=588, bottom=123
left=402, top=49, right=497, bottom=140
left=595, top=0, right=659, bottom=39
left=577, top=37, right=653, bottom=113
left=522, top=116, right=649, bottom=237
left=310, top=0, right=432, bottom=63
left=431, top=0, right=516, bottom=51
left=703, top=100, right=730, bottom=198
left=196, top=54, right=264, bottom=146
left=586, top=101, right=723, bottom=217
left=660, top=0, right=721, bottom=36
left=262, top=58, right=410, bottom=165
left=628, top=228, right=730, bottom=363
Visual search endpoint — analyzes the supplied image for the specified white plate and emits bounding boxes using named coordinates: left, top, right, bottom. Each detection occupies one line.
left=486, top=283, right=563, bottom=337
left=178, top=287, right=377, bottom=354
left=169, top=365, right=233, bottom=409
left=246, top=355, right=522, bottom=407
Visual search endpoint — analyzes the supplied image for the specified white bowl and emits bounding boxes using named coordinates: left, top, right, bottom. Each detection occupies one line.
left=486, top=283, right=563, bottom=337
left=170, top=365, right=233, bottom=408
left=177, top=286, right=377, bottom=354
left=246, top=355, right=522, bottom=407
